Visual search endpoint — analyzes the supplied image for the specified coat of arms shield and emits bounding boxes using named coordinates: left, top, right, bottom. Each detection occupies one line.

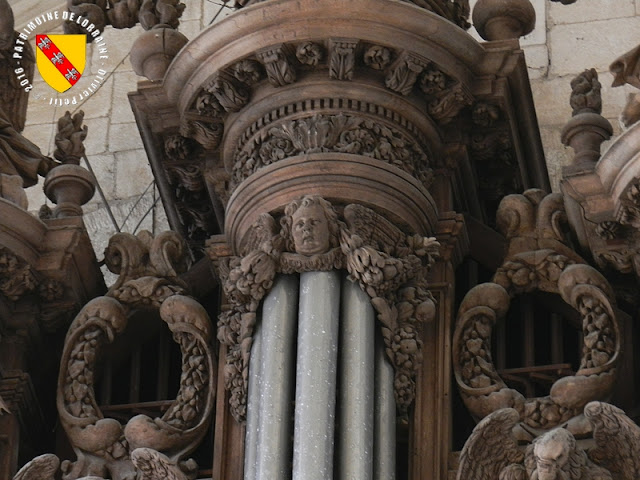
left=35, top=34, right=86, bottom=93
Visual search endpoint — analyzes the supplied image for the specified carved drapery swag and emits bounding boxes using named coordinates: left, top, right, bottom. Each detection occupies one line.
left=453, top=189, right=620, bottom=431
left=207, top=195, right=440, bottom=422
left=16, top=231, right=216, bottom=480
left=456, top=401, right=640, bottom=480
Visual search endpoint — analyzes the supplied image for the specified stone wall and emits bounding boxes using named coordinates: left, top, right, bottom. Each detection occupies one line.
left=16, top=0, right=640, bottom=269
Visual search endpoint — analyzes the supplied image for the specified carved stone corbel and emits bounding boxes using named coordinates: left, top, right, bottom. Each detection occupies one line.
left=207, top=195, right=440, bottom=421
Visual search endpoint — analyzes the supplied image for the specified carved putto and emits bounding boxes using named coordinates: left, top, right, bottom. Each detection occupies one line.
left=207, top=195, right=440, bottom=421
left=456, top=402, right=640, bottom=480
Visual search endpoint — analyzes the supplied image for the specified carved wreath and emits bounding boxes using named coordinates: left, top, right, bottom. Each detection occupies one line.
left=453, top=190, right=621, bottom=432
left=53, top=232, right=216, bottom=480
left=208, top=195, right=440, bottom=422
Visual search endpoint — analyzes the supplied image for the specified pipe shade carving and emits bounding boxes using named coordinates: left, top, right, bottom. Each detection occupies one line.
left=207, top=195, right=439, bottom=422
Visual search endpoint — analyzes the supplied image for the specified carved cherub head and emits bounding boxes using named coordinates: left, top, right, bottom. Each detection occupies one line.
left=281, top=195, right=341, bottom=255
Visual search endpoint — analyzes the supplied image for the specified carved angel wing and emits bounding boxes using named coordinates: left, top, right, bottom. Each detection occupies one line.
left=343, top=204, right=406, bottom=254
left=12, top=454, right=59, bottom=480
left=585, top=401, right=640, bottom=480
left=238, top=213, right=279, bottom=256
left=457, top=408, right=524, bottom=480
left=131, top=448, right=191, bottom=480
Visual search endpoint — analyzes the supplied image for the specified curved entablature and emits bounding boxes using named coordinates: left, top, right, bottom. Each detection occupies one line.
left=164, top=0, right=483, bottom=113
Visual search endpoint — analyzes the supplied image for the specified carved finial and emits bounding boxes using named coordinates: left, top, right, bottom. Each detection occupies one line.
left=561, top=69, right=613, bottom=166
left=472, top=0, right=535, bottom=41
left=54, top=111, right=88, bottom=164
left=570, top=68, right=602, bottom=116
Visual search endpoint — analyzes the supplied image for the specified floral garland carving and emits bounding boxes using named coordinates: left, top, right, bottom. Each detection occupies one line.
left=207, top=196, right=440, bottom=422
left=45, top=231, right=216, bottom=480
left=231, top=113, right=433, bottom=190
left=453, top=190, right=620, bottom=431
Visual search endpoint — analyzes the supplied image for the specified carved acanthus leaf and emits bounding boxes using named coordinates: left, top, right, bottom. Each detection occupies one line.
left=233, top=113, right=432, bottom=189
left=385, top=52, right=428, bottom=96
left=256, top=44, right=296, bottom=87
left=329, top=38, right=358, bottom=81
left=427, top=82, right=473, bottom=124
left=180, top=117, right=224, bottom=151
left=164, top=134, right=196, bottom=162
left=204, top=72, right=250, bottom=113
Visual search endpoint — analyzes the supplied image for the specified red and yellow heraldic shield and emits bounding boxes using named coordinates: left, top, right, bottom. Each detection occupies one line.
left=35, top=34, right=86, bottom=93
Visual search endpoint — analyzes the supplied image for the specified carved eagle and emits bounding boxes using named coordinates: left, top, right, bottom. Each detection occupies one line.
left=457, top=402, right=640, bottom=480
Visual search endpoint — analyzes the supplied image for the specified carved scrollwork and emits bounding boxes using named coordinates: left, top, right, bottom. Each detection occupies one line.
left=453, top=190, right=620, bottom=431
left=51, top=232, right=215, bottom=480
left=104, top=231, right=189, bottom=309
left=208, top=195, right=440, bottom=421
left=456, top=401, right=640, bottom=480
left=385, top=52, right=428, bottom=96
left=427, top=82, right=473, bottom=124
left=232, top=112, right=433, bottom=189
left=203, top=72, right=250, bottom=113
left=180, top=117, right=224, bottom=151
left=256, top=45, right=296, bottom=87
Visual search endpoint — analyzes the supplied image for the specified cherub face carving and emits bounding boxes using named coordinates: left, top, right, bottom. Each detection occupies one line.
left=291, top=203, right=330, bottom=255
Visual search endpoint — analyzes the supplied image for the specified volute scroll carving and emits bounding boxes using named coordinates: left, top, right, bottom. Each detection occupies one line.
left=453, top=190, right=621, bottom=432
left=18, top=231, right=218, bottom=480
left=207, top=195, right=440, bottom=421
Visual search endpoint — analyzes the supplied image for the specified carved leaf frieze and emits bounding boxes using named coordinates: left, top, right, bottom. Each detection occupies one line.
left=232, top=113, right=433, bottom=190
left=207, top=196, right=440, bottom=421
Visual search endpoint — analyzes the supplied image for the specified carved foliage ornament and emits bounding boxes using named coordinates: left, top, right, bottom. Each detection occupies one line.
left=232, top=113, right=433, bottom=189
left=456, top=402, right=640, bottom=480
left=453, top=190, right=620, bottom=431
left=207, top=196, right=440, bottom=422
left=15, top=231, right=217, bottom=480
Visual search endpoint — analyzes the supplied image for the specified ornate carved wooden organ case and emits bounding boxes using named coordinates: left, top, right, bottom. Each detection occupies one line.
left=2, top=0, right=640, bottom=479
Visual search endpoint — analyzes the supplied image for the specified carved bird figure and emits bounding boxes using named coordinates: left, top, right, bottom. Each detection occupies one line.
left=12, top=454, right=59, bottom=480
left=457, top=402, right=640, bottom=480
